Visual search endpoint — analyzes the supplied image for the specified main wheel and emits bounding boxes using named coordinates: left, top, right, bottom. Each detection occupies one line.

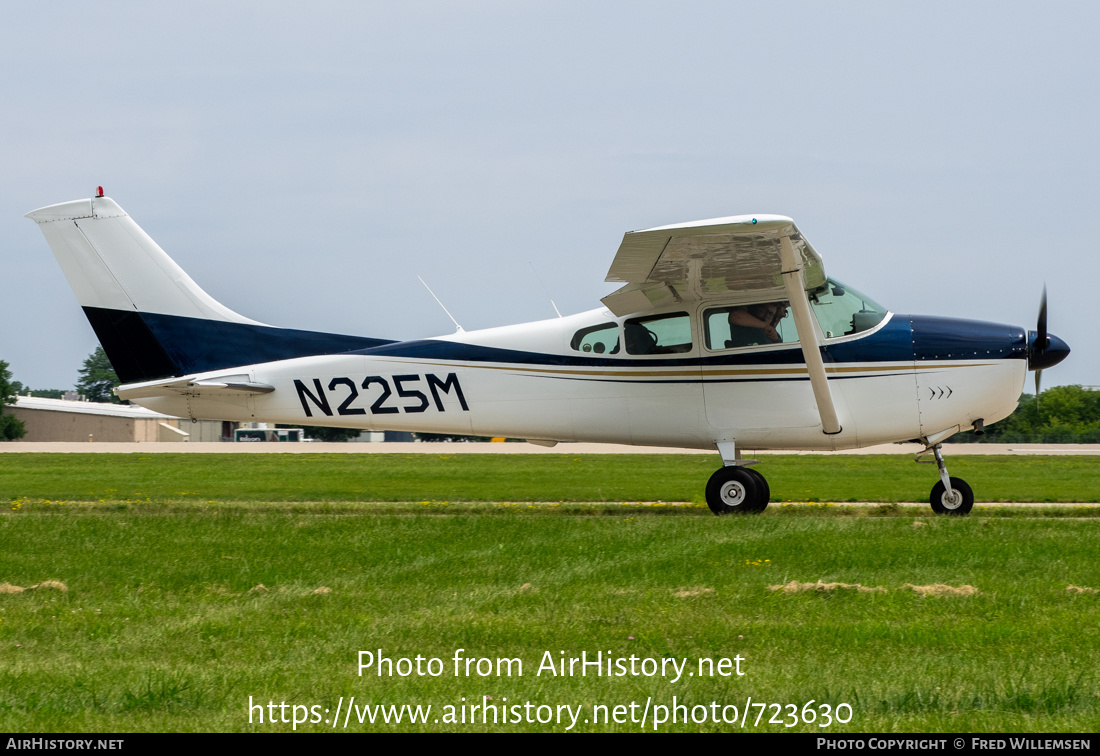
left=744, top=468, right=771, bottom=512
left=930, top=477, right=974, bottom=515
left=705, top=467, right=762, bottom=515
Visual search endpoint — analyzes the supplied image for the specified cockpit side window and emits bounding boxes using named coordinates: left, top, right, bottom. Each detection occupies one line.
left=809, top=279, right=888, bottom=339
left=624, top=312, right=692, bottom=355
left=704, top=301, right=798, bottom=350
left=571, top=322, right=620, bottom=354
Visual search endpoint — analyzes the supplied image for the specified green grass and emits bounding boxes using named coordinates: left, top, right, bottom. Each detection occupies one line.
left=2, top=510, right=1100, bottom=731
left=1, top=453, right=1098, bottom=503
left=1, top=454, right=1098, bottom=732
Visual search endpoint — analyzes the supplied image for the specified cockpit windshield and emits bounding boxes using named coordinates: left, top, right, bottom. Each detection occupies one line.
left=809, top=278, right=888, bottom=339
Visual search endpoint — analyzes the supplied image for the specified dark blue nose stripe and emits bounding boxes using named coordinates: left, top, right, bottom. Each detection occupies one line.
left=909, top=315, right=1028, bottom=362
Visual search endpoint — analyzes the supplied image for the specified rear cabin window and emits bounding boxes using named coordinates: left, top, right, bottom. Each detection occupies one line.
left=624, top=312, right=692, bottom=355
left=571, top=322, right=620, bottom=354
left=704, top=301, right=799, bottom=350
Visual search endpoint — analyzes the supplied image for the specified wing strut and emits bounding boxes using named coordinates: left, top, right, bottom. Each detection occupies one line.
left=779, top=235, right=842, bottom=435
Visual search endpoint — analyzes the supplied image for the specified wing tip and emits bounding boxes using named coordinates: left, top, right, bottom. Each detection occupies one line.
left=632, top=213, right=795, bottom=235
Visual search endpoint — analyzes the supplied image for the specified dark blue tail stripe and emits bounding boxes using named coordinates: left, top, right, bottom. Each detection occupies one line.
left=84, top=307, right=394, bottom=383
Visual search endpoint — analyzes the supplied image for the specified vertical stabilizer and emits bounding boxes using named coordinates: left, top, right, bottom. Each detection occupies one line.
left=25, top=196, right=261, bottom=324
left=26, top=195, right=392, bottom=383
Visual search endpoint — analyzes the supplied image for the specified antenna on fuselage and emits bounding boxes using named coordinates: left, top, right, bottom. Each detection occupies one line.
left=417, top=275, right=464, bottom=333
left=529, top=262, right=562, bottom=319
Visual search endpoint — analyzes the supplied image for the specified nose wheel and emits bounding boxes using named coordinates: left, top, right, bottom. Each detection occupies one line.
left=923, top=444, right=973, bottom=515
left=705, top=466, right=770, bottom=515
left=930, top=477, right=974, bottom=515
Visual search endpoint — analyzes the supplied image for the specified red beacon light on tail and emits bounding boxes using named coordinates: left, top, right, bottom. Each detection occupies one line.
left=96, top=186, right=104, bottom=198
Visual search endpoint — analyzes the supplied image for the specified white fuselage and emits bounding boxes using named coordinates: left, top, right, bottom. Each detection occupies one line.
left=132, top=306, right=1027, bottom=451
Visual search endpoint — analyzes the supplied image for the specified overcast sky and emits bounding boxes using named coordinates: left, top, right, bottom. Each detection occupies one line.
left=2, top=2, right=1095, bottom=392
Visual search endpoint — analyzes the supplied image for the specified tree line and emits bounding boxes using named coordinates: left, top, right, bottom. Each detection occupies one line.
left=949, top=385, right=1100, bottom=443
left=1, top=347, right=122, bottom=440
left=6, top=346, right=121, bottom=404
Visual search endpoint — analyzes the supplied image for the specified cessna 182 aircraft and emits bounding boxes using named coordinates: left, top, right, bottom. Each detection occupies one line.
left=26, top=191, right=1069, bottom=516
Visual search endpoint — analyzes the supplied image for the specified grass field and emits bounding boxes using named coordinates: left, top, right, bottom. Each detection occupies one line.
left=1, top=452, right=1098, bottom=504
left=1, top=454, right=1099, bottom=732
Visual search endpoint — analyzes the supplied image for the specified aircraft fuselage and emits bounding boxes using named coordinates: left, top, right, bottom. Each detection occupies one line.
left=130, top=307, right=1034, bottom=451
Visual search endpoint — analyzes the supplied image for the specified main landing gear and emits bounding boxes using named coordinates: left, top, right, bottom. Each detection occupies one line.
left=705, top=466, right=770, bottom=514
left=922, top=444, right=974, bottom=516
left=704, top=442, right=974, bottom=516
left=706, top=442, right=770, bottom=515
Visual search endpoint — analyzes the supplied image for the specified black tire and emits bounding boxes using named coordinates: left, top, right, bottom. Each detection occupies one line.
left=930, top=477, right=974, bottom=515
left=705, top=467, right=761, bottom=515
left=744, top=468, right=771, bottom=512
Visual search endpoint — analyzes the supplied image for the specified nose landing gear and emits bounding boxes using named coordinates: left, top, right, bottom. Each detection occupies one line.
left=922, top=444, right=974, bottom=515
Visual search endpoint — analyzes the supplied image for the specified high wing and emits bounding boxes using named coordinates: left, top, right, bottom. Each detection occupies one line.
left=604, top=213, right=842, bottom=435
left=601, top=214, right=827, bottom=317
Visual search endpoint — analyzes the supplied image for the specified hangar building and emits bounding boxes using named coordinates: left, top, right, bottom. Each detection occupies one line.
left=6, top=396, right=229, bottom=442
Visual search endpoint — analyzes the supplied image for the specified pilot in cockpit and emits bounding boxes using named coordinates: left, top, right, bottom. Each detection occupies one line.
left=726, top=302, right=787, bottom=347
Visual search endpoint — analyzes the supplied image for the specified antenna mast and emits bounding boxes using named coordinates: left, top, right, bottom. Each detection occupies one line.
left=529, top=262, right=562, bottom=318
left=417, top=276, right=464, bottom=332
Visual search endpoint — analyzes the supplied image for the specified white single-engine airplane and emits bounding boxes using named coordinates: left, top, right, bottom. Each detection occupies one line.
left=26, top=191, right=1069, bottom=516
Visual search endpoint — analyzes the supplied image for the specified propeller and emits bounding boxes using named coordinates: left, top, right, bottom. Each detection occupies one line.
left=1035, top=286, right=1046, bottom=401
left=1027, top=284, right=1070, bottom=403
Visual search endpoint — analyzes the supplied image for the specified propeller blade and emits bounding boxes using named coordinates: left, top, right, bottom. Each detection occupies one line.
left=1035, top=369, right=1043, bottom=408
left=1027, top=284, right=1068, bottom=373
left=1037, top=285, right=1049, bottom=350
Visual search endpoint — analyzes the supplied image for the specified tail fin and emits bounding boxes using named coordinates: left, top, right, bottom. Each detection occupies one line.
left=26, top=195, right=390, bottom=383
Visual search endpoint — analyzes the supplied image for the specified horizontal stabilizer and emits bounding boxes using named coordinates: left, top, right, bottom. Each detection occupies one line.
left=118, top=372, right=275, bottom=401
